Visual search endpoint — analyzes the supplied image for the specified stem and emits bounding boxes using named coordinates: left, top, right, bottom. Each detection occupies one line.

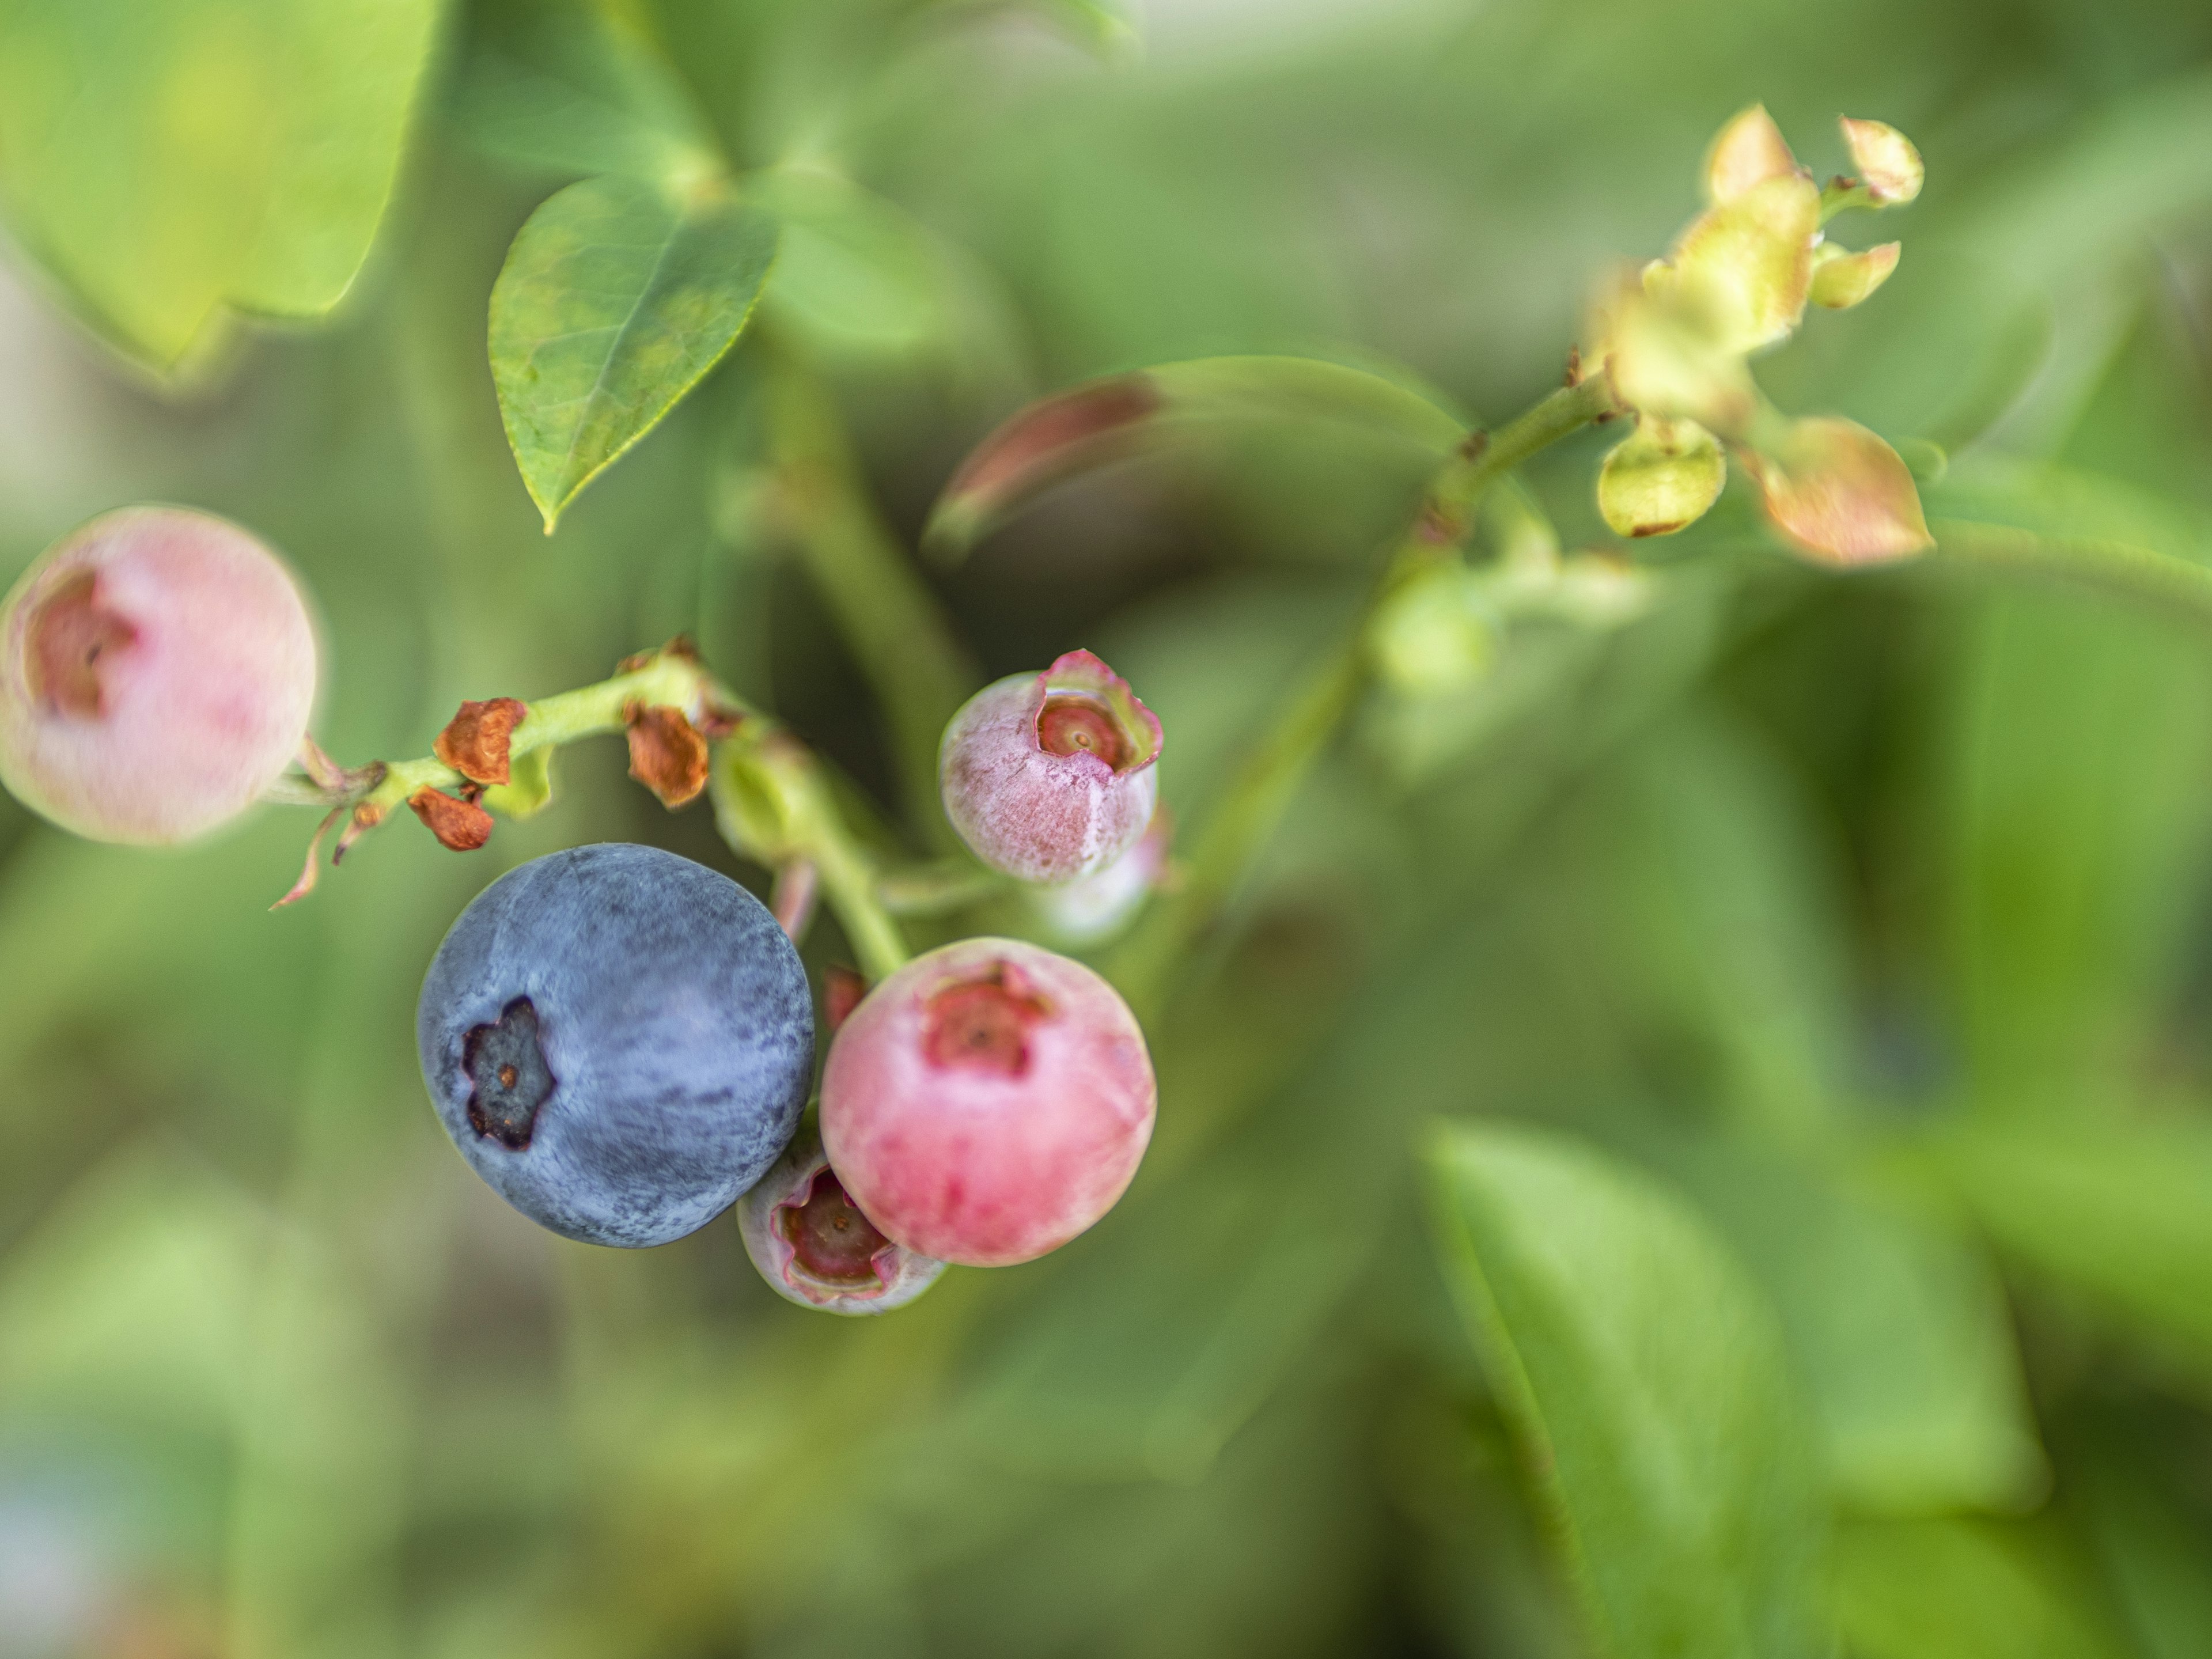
left=759, top=340, right=980, bottom=826
left=1413, top=377, right=1618, bottom=548
left=1107, top=374, right=1617, bottom=1013
left=1930, top=519, right=2212, bottom=632
left=812, top=825, right=911, bottom=983
left=706, top=733, right=912, bottom=983
left=355, top=653, right=719, bottom=819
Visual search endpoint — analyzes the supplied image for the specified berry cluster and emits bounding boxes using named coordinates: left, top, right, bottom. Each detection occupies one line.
left=0, top=507, right=1164, bottom=1315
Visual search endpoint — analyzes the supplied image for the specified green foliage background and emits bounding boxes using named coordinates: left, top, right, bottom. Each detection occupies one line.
left=2, top=0, right=2212, bottom=1654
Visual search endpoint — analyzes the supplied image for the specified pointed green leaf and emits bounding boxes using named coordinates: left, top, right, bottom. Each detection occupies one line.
left=0, top=0, right=439, bottom=372
left=490, top=173, right=779, bottom=531
left=1425, top=1120, right=1828, bottom=1659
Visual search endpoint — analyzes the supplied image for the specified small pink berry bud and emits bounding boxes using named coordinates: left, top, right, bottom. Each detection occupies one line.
left=938, top=649, right=1161, bottom=884
left=0, top=507, right=319, bottom=844
left=737, top=1121, right=946, bottom=1315
left=820, top=937, right=1156, bottom=1267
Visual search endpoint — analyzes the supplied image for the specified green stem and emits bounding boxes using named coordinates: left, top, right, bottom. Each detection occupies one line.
left=1413, top=377, right=1619, bottom=548
left=759, top=340, right=980, bottom=827
left=812, top=830, right=911, bottom=982
left=706, top=733, right=912, bottom=982
left=1106, top=375, right=1616, bottom=1013
left=357, top=653, right=722, bottom=818
left=1930, top=518, right=2212, bottom=632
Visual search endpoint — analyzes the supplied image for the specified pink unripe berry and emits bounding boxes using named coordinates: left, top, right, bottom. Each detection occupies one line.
left=938, top=649, right=1161, bottom=884
left=737, top=1120, right=946, bottom=1315
left=820, top=937, right=1156, bottom=1267
left=0, top=507, right=319, bottom=844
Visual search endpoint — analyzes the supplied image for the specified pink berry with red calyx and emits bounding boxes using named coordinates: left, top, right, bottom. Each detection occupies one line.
left=938, top=648, right=1161, bottom=884
left=0, top=507, right=319, bottom=844
left=820, top=937, right=1156, bottom=1268
left=737, top=1119, right=946, bottom=1315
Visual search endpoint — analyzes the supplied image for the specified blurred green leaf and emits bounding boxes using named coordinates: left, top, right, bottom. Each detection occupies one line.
left=458, top=1, right=720, bottom=183
left=956, top=1162, right=1371, bottom=1483
left=748, top=169, right=949, bottom=355
left=489, top=173, right=779, bottom=530
left=1834, top=1517, right=2133, bottom=1659
left=1426, top=1120, right=1829, bottom=1659
left=1925, top=1117, right=2212, bottom=1373
left=927, top=355, right=1465, bottom=554
left=1647, top=1134, right=2046, bottom=1516
left=0, top=0, right=439, bottom=371
left=1937, top=568, right=2212, bottom=1113
left=2076, top=1430, right=2212, bottom=1659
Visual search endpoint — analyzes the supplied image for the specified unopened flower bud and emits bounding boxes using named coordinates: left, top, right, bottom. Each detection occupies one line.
left=1369, top=565, right=1498, bottom=695
left=1597, top=415, right=1726, bottom=538
left=1808, top=241, right=1901, bottom=309
left=1839, top=119, right=1923, bottom=206
left=939, top=649, right=1161, bottom=884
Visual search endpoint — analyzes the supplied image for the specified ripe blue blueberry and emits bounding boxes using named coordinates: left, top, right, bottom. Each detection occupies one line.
left=417, top=843, right=814, bottom=1247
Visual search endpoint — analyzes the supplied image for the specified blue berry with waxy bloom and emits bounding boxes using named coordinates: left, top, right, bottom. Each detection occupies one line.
left=416, top=843, right=813, bottom=1247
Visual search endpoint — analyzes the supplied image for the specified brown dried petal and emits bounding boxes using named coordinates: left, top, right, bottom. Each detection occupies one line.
left=626, top=704, right=710, bottom=808
left=409, top=788, right=495, bottom=851
left=433, top=698, right=528, bottom=785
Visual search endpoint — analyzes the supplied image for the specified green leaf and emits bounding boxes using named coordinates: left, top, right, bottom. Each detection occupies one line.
left=1924, top=1118, right=2212, bottom=1373
left=490, top=173, right=779, bottom=531
left=1425, top=1120, right=1829, bottom=1659
left=457, top=2, right=720, bottom=183
left=1934, top=566, right=2212, bottom=1115
left=1643, top=1134, right=2046, bottom=1516
left=0, top=0, right=438, bottom=372
left=747, top=169, right=949, bottom=355
left=1834, top=1517, right=2134, bottom=1659
left=926, top=354, right=1467, bottom=555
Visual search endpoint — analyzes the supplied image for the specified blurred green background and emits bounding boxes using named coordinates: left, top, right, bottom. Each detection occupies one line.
left=3, top=0, right=2212, bottom=1654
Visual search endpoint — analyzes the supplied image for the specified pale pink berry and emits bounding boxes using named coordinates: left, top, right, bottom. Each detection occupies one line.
left=820, top=937, right=1156, bottom=1267
left=737, top=1120, right=945, bottom=1315
left=938, top=649, right=1161, bottom=884
left=0, top=507, right=319, bottom=844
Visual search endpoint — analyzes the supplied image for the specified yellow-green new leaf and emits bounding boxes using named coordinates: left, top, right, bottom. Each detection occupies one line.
left=1669, top=172, right=1822, bottom=353
left=490, top=173, right=779, bottom=531
left=1741, top=416, right=1933, bottom=566
left=0, top=0, right=439, bottom=373
left=1599, top=414, right=1726, bottom=537
left=1703, top=105, right=1800, bottom=204
left=1809, top=241, right=1902, bottom=309
left=1425, top=1122, right=1829, bottom=1659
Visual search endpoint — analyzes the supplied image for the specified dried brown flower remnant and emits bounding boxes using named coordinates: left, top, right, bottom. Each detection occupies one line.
left=434, top=697, right=528, bottom=785
left=625, top=703, right=709, bottom=807
left=409, top=787, right=494, bottom=850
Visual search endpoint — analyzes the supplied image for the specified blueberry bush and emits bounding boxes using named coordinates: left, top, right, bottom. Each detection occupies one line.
left=3, top=1, right=2212, bottom=1656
